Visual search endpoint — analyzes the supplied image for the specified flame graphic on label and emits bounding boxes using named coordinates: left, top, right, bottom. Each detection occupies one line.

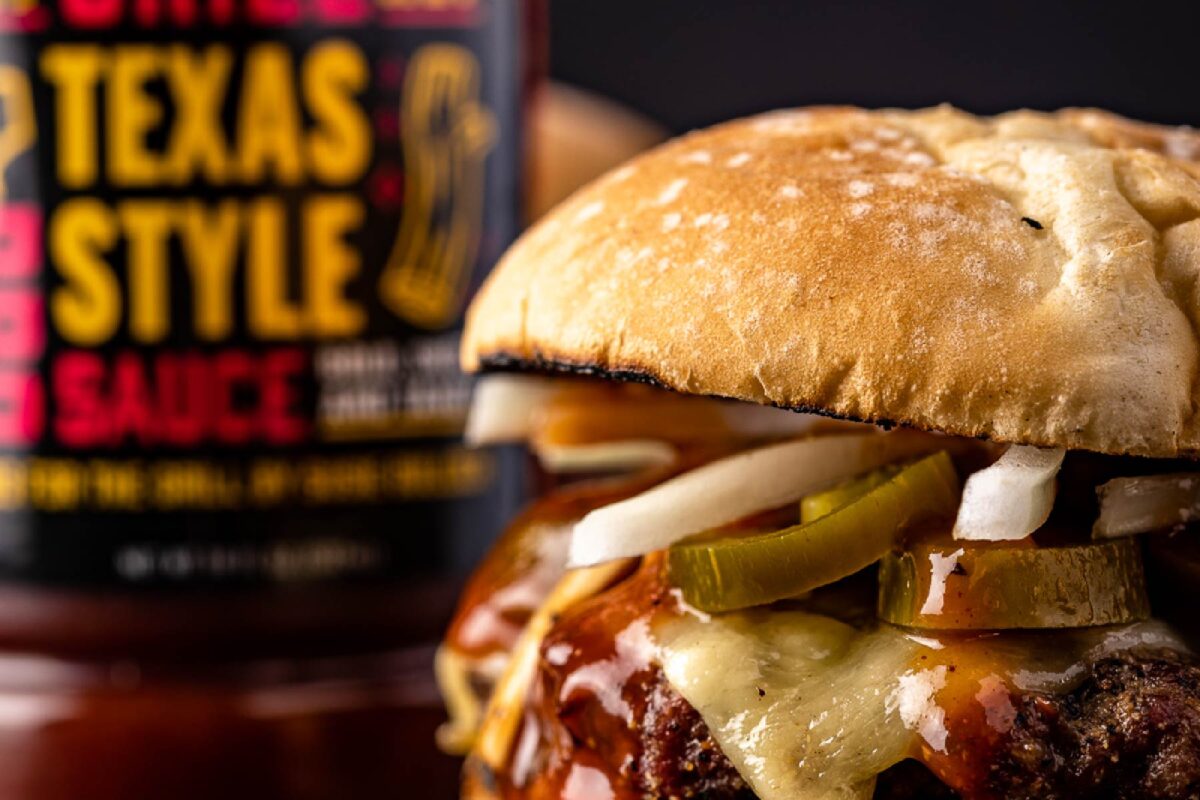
left=379, top=43, right=496, bottom=329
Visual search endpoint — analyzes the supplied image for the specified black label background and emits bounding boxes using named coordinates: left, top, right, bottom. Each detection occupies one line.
left=0, top=0, right=529, bottom=587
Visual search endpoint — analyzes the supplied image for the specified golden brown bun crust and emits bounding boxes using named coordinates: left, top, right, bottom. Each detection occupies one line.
left=464, top=106, right=1200, bottom=457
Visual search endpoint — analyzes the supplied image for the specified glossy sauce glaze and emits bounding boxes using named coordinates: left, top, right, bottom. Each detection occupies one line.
left=445, top=471, right=671, bottom=661
left=900, top=634, right=1045, bottom=796
left=444, top=442, right=750, bottom=662
left=494, top=558, right=677, bottom=800
left=896, top=621, right=1196, bottom=798
left=473, top=552, right=1196, bottom=800
left=456, top=451, right=1200, bottom=800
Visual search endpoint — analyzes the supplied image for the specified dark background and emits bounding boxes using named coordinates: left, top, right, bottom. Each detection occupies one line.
left=549, top=0, right=1200, bottom=133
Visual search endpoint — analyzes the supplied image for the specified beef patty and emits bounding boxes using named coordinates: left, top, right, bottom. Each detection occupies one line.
left=499, top=558, right=1200, bottom=799
left=629, top=650, right=1200, bottom=800
left=985, top=650, right=1200, bottom=799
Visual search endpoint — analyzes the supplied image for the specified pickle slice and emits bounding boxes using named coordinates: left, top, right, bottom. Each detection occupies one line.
left=668, top=452, right=959, bottom=613
left=800, top=465, right=901, bottom=524
left=878, top=538, right=1150, bottom=630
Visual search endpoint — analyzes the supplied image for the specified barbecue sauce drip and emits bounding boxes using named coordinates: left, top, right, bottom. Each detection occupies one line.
left=444, top=443, right=747, bottom=661
left=456, top=451, right=1200, bottom=800
left=445, top=472, right=668, bottom=660
left=501, top=558, right=677, bottom=800
left=900, top=637, right=1026, bottom=796
left=475, top=552, right=1197, bottom=800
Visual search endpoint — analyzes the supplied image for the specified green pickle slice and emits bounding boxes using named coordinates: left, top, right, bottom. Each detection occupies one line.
left=668, top=451, right=960, bottom=613
left=800, top=464, right=902, bottom=524
left=878, top=538, right=1150, bottom=630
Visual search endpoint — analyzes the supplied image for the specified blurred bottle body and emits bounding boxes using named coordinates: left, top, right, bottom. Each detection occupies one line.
left=0, top=588, right=473, bottom=797
left=0, top=0, right=543, bottom=796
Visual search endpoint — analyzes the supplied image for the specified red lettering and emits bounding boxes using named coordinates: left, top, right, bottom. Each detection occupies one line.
left=0, top=371, right=42, bottom=447
left=213, top=350, right=256, bottom=444
left=314, top=0, right=368, bottom=23
left=0, top=5, right=49, bottom=31
left=132, top=0, right=197, bottom=26
left=109, top=352, right=155, bottom=445
left=52, top=351, right=106, bottom=448
left=208, top=0, right=233, bottom=24
left=260, top=347, right=307, bottom=444
left=54, top=0, right=373, bottom=27
left=166, top=0, right=197, bottom=24
left=51, top=349, right=311, bottom=449
left=155, top=353, right=208, bottom=447
left=0, top=204, right=45, bottom=445
left=133, top=0, right=156, bottom=24
left=247, top=0, right=298, bottom=25
left=59, top=0, right=122, bottom=28
left=0, top=287, right=44, bottom=364
left=0, top=205, right=42, bottom=281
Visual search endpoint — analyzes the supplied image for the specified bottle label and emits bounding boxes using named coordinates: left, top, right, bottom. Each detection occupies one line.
left=0, top=0, right=527, bottom=586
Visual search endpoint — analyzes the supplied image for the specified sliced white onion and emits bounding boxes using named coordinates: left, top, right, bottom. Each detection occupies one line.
left=952, top=445, right=1064, bottom=542
left=463, top=374, right=557, bottom=445
left=534, top=439, right=677, bottom=473
left=465, top=374, right=861, bottom=447
left=569, top=431, right=943, bottom=567
left=1093, top=473, right=1200, bottom=538
left=718, top=404, right=851, bottom=438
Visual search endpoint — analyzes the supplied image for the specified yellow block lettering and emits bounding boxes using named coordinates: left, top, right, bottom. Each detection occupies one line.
left=305, top=40, right=371, bottom=184
left=247, top=197, right=302, bottom=338
left=164, top=45, right=232, bottom=185
left=108, top=46, right=164, bottom=187
left=118, top=200, right=173, bottom=343
left=179, top=200, right=241, bottom=340
left=50, top=198, right=120, bottom=346
left=40, top=45, right=105, bottom=188
left=237, top=44, right=303, bottom=184
left=304, top=194, right=365, bottom=337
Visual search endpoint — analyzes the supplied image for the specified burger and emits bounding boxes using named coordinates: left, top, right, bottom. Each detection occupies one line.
left=437, top=106, right=1200, bottom=800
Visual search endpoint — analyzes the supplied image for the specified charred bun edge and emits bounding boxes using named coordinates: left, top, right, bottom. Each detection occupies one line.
left=472, top=351, right=1200, bottom=459
left=473, top=350, right=1198, bottom=459
left=476, top=351, right=907, bottom=432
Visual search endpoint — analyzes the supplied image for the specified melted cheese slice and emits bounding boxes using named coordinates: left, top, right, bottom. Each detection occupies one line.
left=657, top=610, right=1190, bottom=800
left=659, top=610, right=919, bottom=799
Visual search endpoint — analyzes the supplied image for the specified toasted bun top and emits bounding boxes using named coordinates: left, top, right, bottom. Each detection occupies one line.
left=463, top=106, right=1200, bottom=457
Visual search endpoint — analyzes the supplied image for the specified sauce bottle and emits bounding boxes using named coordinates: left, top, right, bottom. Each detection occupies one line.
left=0, top=0, right=543, bottom=795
